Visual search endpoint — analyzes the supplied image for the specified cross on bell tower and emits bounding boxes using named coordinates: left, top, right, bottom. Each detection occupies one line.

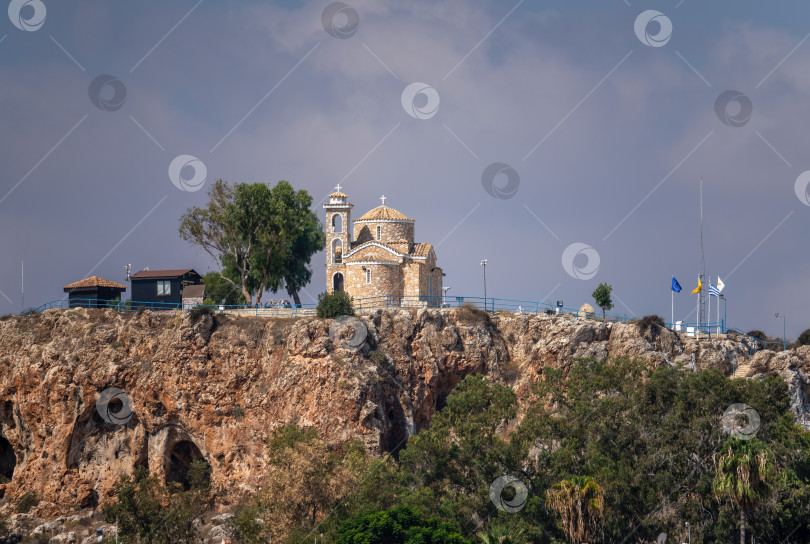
left=380, top=195, right=386, bottom=207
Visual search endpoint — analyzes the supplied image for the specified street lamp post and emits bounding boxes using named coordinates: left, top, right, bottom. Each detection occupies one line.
left=775, top=313, right=786, bottom=351
left=442, top=286, right=450, bottom=307
left=683, top=522, right=691, bottom=544
left=481, top=259, right=487, bottom=312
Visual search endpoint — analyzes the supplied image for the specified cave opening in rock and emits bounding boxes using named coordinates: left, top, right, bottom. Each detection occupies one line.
left=166, top=440, right=209, bottom=491
left=0, top=436, right=16, bottom=482
left=384, top=406, right=408, bottom=460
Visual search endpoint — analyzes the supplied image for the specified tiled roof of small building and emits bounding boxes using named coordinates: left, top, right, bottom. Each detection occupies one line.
left=131, top=269, right=197, bottom=279
left=182, top=284, right=205, bottom=298
left=328, top=191, right=348, bottom=198
left=63, top=276, right=127, bottom=290
left=356, top=206, right=414, bottom=222
left=410, top=243, right=433, bottom=257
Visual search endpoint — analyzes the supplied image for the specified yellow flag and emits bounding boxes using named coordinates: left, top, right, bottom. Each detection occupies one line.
left=691, top=277, right=702, bottom=294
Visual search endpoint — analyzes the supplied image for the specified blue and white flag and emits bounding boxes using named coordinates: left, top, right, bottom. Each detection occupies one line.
left=671, top=277, right=682, bottom=293
left=709, top=283, right=720, bottom=297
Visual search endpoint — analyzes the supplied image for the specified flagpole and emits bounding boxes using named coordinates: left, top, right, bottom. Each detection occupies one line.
left=696, top=275, right=699, bottom=337
left=671, top=288, right=674, bottom=326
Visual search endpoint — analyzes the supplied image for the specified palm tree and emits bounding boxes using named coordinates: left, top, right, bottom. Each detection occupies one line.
left=477, top=524, right=525, bottom=544
left=713, top=438, right=775, bottom=544
left=546, top=476, right=605, bottom=544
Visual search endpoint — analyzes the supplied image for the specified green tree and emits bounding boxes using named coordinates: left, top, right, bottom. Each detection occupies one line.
left=201, top=271, right=245, bottom=305
left=233, top=425, right=370, bottom=543
left=103, top=465, right=212, bottom=544
left=179, top=180, right=324, bottom=306
left=476, top=524, right=525, bottom=544
left=336, top=505, right=472, bottom=544
left=545, top=476, right=604, bottom=544
left=713, top=438, right=776, bottom=544
left=591, top=282, right=613, bottom=320
left=317, top=290, right=354, bottom=318
left=796, top=328, right=810, bottom=347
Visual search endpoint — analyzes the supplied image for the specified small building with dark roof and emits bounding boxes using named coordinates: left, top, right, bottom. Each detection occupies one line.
left=181, top=284, right=206, bottom=310
left=63, top=276, right=127, bottom=308
left=130, top=269, right=202, bottom=308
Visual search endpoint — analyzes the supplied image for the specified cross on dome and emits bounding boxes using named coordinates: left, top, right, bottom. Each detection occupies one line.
left=334, top=184, right=342, bottom=193
left=380, top=195, right=386, bottom=206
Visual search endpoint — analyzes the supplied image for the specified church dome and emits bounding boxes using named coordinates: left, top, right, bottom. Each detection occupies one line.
left=356, top=206, right=414, bottom=222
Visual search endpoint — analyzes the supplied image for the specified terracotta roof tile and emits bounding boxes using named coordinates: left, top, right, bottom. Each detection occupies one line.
left=356, top=206, right=414, bottom=222
left=131, top=269, right=197, bottom=279
left=410, top=243, right=433, bottom=257
left=63, top=276, right=127, bottom=290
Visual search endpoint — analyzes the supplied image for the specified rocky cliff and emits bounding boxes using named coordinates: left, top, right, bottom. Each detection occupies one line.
left=0, top=307, right=808, bottom=521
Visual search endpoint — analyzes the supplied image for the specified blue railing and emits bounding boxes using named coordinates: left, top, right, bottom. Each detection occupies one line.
left=726, top=328, right=787, bottom=353
left=35, top=298, right=319, bottom=316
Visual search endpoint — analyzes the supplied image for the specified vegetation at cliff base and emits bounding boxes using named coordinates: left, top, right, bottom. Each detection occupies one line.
left=102, top=357, right=810, bottom=543
left=274, top=358, right=810, bottom=543
left=103, top=462, right=212, bottom=544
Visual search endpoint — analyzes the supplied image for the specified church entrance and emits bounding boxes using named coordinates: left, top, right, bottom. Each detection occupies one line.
left=333, top=273, right=345, bottom=292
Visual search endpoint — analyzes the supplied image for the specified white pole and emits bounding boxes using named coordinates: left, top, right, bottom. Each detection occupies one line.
left=696, top=275, right=700, bottom=338
left=20, top=261, right=24, bottom=313
left=708, top=275, right=712, bottom=339
left=671, top=288, right=674, bottom=326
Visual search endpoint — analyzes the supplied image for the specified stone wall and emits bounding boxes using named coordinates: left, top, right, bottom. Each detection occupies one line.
left=346, top=263, right=403, bottom=301
left=354, top=221, right=414, bottom=245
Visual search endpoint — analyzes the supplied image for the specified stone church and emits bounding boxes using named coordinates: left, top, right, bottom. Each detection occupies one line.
left=324, top=186, right=443, bottom=305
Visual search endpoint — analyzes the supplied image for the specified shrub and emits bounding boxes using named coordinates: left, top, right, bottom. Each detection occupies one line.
left=746, top=330, right=767, bottom=350
left=637, top=315, right=666, bottom=341
left=797, top=329, right=810, bottom=347
left=746, top=330, right=767, bottom=340
left=15, top=491, right=39, bottom=513
left=189, top=305, right=214, bottom=323
left=317, top=291, right=354, bottom=319
left=454, top=303, right=490, bottom=326
left=369, top=350, right=388, bottom=365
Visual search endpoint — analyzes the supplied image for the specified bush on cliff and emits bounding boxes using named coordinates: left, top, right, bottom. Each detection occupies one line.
left=797, top=328, right=810, bottom=347
left=15, top=491, right=38, bottom=514
left=336, top=505, right=471, bottom=544
left=229, top=424, right=373, bottom=544
left=454, top=303, right=490, bottom=326
left=104, top=465, right=212, bottom=544
left=317, top=290, right=354, bottom=319
left=637, top=314, right=666, bottom=341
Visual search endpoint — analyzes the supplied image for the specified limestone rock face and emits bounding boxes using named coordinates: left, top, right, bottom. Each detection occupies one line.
left=0, top=308, right=807, bottom=517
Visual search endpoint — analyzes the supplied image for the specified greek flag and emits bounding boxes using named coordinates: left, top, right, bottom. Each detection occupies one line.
left=709, top=283, right=720, bottom=297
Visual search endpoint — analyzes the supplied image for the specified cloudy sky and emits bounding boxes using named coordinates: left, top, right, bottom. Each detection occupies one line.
left=2, top=0, right=809, bottom=338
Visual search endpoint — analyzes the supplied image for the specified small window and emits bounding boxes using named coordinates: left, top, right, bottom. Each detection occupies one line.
left=376, top=225, right=382, bottom=241
left=366, top=268, right=371, bottom=284
left=157, top=280, right=171, bottom=296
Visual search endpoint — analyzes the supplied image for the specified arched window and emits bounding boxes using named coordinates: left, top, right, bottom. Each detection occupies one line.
left=332, top=214, right=343, bottom=233
left=333, top=272, right=345, bottom=291
left=366, top=268, right=371, bottom=284
left=332, top=239, right=343, bottom=264
left=376, top=225, right=382, bottom=241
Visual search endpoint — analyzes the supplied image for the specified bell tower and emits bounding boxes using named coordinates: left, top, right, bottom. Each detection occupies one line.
left=323, top=185, right=353, bottom=292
